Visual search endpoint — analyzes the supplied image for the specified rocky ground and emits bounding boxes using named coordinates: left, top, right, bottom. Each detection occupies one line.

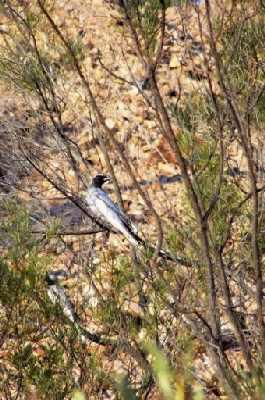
left=0, top=1, right=253, bottom=398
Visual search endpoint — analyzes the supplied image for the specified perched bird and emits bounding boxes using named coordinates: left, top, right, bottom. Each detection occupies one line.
left=46, top=270, right=79, bottom=325
left=45, top=269, right=115, bottom=345
left=85, top=174, right=190, bottom=266
left=85, top=174, right=141, bottom=247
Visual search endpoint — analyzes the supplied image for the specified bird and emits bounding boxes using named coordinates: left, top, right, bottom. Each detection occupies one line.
left=45, top=270, right=79, bottom=325
left=45, top=269, right=116, bottom=345
left=85, top=174, right=191, bottom=266
left=85, top=174, right=141, bottom=247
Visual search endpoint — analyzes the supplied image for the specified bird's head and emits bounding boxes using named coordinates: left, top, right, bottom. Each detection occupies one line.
left=92, top=174, right=112, bottom=188
left=45, top=270, right=69, bottom=286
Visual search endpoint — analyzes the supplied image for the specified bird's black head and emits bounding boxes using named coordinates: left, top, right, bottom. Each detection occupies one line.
left=92, top=174, right=112, bottom=188
left=45, top=270, right=68, bottom=286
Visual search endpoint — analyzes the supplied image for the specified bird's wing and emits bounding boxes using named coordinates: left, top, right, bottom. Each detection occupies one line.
left=104, top=197, right=138, bottom=235
left=47, top=285, right=79, bottom=324
left=86, top=188, right=138, bottom=238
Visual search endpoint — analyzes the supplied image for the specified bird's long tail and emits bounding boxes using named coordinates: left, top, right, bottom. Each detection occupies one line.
left=129, top=230, right=192, bottom=267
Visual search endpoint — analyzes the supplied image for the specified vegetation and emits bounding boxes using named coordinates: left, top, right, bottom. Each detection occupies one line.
left=0, top=0, right=265, bottom=399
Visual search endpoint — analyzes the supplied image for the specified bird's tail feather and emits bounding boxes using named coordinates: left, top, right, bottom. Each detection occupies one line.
left=130, top=232, right=192, bottom=267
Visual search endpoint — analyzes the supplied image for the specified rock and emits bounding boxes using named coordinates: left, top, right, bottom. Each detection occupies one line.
left=169, top=54, right=181, bottom=69
left=105, top=118, right=116, bottom=129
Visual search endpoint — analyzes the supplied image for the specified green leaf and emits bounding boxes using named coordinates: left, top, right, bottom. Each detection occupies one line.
left=116, top=374, right=139, bottom=400
left=145, top=341, right=175, bottom=400
left=71, top=390, right=86, bottom=400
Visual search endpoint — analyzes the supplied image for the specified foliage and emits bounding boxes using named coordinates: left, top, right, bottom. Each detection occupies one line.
left=1, top=0, right=265, bottom=399
left=219, top=5, right=265, bottom=124
left=116, top=341, right=204, bottom=400
left=0, top=203, right=80, bottom=398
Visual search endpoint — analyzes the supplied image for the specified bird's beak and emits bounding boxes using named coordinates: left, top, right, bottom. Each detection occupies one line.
left=46, top=271, right=75, bottom=287
left=104, top=176, right=112, bottom=184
